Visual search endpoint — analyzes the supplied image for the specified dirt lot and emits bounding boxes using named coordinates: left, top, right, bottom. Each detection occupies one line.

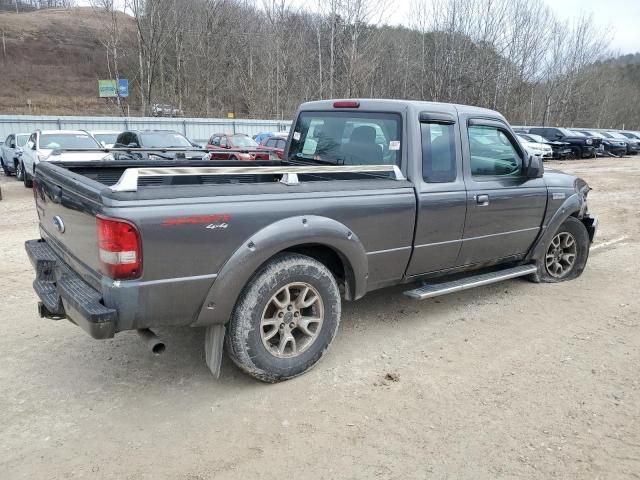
left=0, top=158, right=638, bottom=479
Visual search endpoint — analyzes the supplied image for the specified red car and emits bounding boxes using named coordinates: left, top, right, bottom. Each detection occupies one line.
left=257, top=134, right=287, bottom=160
left=206, top=133, right=270, bottom=160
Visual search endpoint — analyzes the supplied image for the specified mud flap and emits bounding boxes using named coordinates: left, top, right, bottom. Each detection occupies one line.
left=205, top=324, right=226, bottom=378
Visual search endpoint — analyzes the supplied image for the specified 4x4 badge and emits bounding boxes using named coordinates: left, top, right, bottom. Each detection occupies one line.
left=53, top=215, right=65, bottom=233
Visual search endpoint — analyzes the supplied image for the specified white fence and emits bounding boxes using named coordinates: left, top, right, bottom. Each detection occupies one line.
left=0, top=115, right=292, bottom=143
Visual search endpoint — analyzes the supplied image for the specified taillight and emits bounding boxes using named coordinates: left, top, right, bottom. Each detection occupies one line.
left=96, top=215, right=142, bottom=280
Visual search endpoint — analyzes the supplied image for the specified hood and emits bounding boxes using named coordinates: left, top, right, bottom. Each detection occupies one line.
left=44, top=150, right=113, bottom=162
left=524, top=141, right=552, bottom=150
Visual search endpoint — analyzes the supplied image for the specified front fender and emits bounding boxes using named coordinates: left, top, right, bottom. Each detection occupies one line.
left=192, top=215, right=368, bottom=327
left=526, top=192, right=584, bottom=262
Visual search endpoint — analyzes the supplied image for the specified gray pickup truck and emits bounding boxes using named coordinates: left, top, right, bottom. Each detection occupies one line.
left=26, top=99, right=597, bottom=382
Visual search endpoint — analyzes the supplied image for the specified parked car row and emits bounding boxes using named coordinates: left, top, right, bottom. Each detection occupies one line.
left=513, top=125, right=640, bottom=160
left=1, top=128, right=290, bottom=186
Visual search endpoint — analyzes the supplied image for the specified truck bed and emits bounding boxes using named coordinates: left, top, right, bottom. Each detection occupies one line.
left=33, top=160, right=417, bottom=332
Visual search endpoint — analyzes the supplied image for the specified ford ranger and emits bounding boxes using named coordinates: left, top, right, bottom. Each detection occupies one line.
left=25, top=99, right=597, bottom=382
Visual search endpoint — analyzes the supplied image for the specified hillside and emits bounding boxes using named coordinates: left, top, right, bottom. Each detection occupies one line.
left=0, top=8, right=136, bottom=116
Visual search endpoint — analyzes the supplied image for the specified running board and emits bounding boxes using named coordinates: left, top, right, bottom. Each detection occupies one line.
left=404, top=264, right=537, bottom=300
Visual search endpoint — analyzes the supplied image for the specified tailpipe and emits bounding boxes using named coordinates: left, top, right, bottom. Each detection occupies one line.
left=137, top=328, right=166, bottom=355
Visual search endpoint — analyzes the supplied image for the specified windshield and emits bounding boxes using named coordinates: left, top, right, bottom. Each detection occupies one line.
left=231, top=135, right=258, bottom=147
left=39, top=133, right=100, bottom=149
left=93, top=133, right=119, bottom=145
left=16, top=134, right=29, bottom=146
left=608, top=132, right=628, bottom=140
left=557, top=128, right=576, bottom=137
left=622, top=132, right=640, bottom=139
left=288, top=111, right=401, bottom=165
left=140, top=132, right=192, bottom=148
left=528, top=134, right=547, bottom=143
left=585, top=131, right=604, bottom=138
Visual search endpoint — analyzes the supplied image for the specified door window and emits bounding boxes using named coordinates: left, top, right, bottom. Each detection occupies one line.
left=421, top=123, right=457, bottom=183
left=468, top=125, right=522, bottom=177
left=220, top=137, right=227, bottom=148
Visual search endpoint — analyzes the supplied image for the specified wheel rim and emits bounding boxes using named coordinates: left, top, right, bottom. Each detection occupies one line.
left=260, top=282, right=324, bottom=358
left=545, top=232, right=577, bottom=278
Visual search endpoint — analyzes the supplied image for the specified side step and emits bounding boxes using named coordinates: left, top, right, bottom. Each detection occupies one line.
left=404, top=264, right=537, bottom=300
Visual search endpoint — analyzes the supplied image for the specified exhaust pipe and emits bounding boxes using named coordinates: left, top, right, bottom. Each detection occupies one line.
left=137, top=328, right=166, bottom=355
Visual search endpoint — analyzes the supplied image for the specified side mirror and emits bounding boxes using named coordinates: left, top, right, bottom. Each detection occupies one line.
left=10, top=142, right=15, bottom=148
left=32, top=143, right=37, bottom=150
left=526, top=154, right=544, bottom=178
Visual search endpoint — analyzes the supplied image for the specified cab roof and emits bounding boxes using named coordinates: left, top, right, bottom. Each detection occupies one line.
left=298, top=98, right=505, bottom=121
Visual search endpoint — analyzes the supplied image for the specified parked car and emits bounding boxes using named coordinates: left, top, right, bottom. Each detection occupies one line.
left=113, top=130, right=205, bottom=161
left=526, top=127, right=597, bottom=159
left=574, top=130, right=626, bottom=157
left=91, top=131, right=121, bottom=148
left=1, top=132, right=30, bottom=176
left=26, top=99, right=596, bottom=383
left=516, top=134, right=553, bottom=160
left=253, top=131, right=275, bottom=144
left=19, top=130, right=110, bottom=188
left=206, top=133, right=271, bottom=160
left=519, top=132, right=571, bottom=160
left=151, top=104, right=184, bottom=117
left=257, top=133, right=288, bottom=159
left=605, top=131, right=640, bottom=154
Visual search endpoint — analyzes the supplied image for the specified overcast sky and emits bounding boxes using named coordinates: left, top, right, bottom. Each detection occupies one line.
left=379, top=0, right=639, bottom=54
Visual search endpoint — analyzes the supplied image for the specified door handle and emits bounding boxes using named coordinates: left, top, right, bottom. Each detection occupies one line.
left=475, top=194, right=489, bottom=206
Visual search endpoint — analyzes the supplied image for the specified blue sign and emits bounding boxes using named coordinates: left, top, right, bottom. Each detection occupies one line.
left=118, top=79, right=129, bottom=98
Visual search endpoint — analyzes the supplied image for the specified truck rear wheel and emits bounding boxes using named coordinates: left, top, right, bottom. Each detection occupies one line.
left=225, top=252, right=341, bottom=382
left=530, top=217, right=589, bottom=283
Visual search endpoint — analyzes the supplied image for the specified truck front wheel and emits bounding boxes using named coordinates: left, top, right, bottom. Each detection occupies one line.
left=226, top=253, right=341, bottom=382
left=530, top=217, right=590, bottom=283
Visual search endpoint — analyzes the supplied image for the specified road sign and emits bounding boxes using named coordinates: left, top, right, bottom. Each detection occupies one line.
left=99, top=79, right=129, bottom=98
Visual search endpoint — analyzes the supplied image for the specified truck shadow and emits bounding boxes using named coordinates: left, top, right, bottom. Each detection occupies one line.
left=34, top=277, right=533, bottom=392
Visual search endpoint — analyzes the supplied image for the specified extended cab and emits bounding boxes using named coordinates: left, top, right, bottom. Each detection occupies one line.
left=26, top=100, right=597, bottom=382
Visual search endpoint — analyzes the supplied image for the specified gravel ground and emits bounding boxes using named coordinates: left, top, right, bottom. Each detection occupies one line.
left=0, top=158, right=638, bottom=479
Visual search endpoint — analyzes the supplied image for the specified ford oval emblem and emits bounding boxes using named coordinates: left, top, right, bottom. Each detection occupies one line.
left=53, top=215, right=65, bottom=233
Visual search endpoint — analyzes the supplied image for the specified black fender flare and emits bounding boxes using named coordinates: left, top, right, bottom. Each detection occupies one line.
left=192, top=215, right=368, bottom=327
left=526, top=192, right=584, bottom=262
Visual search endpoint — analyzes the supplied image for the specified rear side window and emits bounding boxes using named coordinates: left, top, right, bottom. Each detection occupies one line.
left=288, top=111, right=401, bottom=166
left=421, top=123, right=457, bottom=183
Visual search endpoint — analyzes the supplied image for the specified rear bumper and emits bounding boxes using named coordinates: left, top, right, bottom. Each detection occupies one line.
left=25, top=239, right=117, bottom=339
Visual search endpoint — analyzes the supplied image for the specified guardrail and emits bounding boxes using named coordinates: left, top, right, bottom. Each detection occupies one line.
left=0, top=115, right=292, bottom=142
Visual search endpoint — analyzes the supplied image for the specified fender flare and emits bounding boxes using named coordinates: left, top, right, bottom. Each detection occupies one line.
left=192, top=215, right=369, bottom=327
left=526, top=192, right=584, bottom=262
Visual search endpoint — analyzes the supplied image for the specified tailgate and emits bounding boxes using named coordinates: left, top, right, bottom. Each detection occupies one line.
left=34, top=164, right=105, bottom=288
